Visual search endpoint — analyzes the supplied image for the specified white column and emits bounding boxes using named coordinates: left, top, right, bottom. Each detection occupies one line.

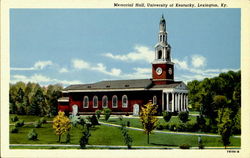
left=186, top=95, right=189, bottom=111
left=181, top=93, right=183, bottom=111
left=176, top=93, right=180, bottom=112
left=172, top=93, right=175, bottom=112
left=166, top=93, right=169, bottom=112
left=183, top=94, right=186, bottom=111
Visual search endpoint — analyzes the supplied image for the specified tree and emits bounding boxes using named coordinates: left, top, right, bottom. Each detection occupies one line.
left=120, top=123, right=133, bottom=149
left=178, top=112, right=189, bottom=123
left=162, top=111, right=172, bottom=122
left=139, top=102, right=158, bottom=144
left=52, top=111, right=71, bottom=143
left=217, top=108, right=233, bottom=149
left=103, top=108, right=112, bottom=121
left=29, top=88, right=46, bottom=116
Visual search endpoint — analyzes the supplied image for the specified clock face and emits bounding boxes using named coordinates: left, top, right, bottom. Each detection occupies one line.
left=168, top=68, right=172, bottom=75
left=156, top=67, right=163, bottom=75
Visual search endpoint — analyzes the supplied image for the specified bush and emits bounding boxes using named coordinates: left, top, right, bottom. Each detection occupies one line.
left=66, top=131, right=71, bottom=144
left=196, top=115, right=206, bottom=131
left=162, top=111, right=172, bottom=122
left=40, top=117, right=47, bottom=124
left=27, top=129, right=38, bottom=140
left=179, top=143, right=191, bottom=149
left=88, top=114, right=99, bottom=126
left=103, top=108, right=112, bottom=121
left=34, top=120, right=42, bottom=128
left=176, top=123, right=186, bottom=132
left=178, top=112, right=189, bottom=123
left=156, top=124, right=164, bottom=130
left=95, top=110, right=102, bottom=119
left=11, top=116, right=19, bottom=122
left=15, top=120, right=24, bottom=127
left=10, top=127, right=18, bottom=133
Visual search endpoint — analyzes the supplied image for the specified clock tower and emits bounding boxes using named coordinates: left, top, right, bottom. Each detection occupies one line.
left=152, top=15, right=174, bottom=84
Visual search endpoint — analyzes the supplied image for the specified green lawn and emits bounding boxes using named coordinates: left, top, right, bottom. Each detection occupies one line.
left=9, top=114, right=53, bottom=123
left=10, top=120, right=241, bottom=148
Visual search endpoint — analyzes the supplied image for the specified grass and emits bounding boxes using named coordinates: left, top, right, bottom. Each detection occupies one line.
left=9, top=114, right=53, bottom=123
left=10, top=120, right=241, bottom=148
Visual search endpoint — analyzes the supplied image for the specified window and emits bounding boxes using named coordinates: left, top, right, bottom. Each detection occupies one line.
left=158, top=50, right=162, bottom=59
left=93, top=96, right=98, bottom=108
left=112, top=95, right=118, bottom=108
left=83, top=96, right=89, bottom=108
left=153, top=96, right=157, bottom=105
left=122, top=95, right=128, bottom=108
left=102, top=95, right=108, bottom=108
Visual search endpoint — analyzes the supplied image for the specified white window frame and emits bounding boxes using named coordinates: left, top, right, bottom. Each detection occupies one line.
left=102, top=95, right=108, bottom=108
left=83, top=96, right=89, bottom=108
left=112, top=95, right=118, bottom=108
left=93, top=96, right=98, bottom=108
left=122, top=95, right=128, bottom=108
left=153, top=96, right=157, bottom=105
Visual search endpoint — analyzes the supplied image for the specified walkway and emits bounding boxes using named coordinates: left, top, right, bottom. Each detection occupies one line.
left=99, top=122, right=241, bottom=138
left=9, top=144, right=240, bottom=149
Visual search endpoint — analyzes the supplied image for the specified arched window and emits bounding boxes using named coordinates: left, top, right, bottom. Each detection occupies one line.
left=83, top=96, right=89, bottom=108
left=102, top=95, right=108, bottom=108
left=112, top=95, right=118, bottom=108
left=93, top=96, right=98, bottom=108
left=158, top=50, right=162, bottom=59
left=122, top=95, right=128, bottom=108
left=153, top=96, right=157, bottom=105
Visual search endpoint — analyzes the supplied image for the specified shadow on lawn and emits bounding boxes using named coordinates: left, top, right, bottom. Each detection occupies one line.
left=151, top=143, right=178, bottom=147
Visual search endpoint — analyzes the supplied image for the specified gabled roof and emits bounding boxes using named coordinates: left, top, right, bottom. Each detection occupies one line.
left=64, top=79, right=184, bottom=91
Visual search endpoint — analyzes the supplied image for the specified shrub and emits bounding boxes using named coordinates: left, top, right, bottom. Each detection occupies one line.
left=95, top=110, right=102, bottom=119
left=79, top=125, right=91, bottom=149
left=11, top=116, right=19, bottom=122
left=103, top=108, right=112, bottom=121
left=179, top=143, right=191, bottom=149
left=10, top=127, right=18, bottom=133
left=15, top=120, right=24, bottom=127
left=176, top=123, right=186, bottom=132
left=40, top=117, right=47, bottom=124
left=66, top=131, right=71, bottom=144
left=88, top=114, right=99, bottom=126
left=34, top=120, right=42, bottom=128
left=185, top=122, right=197, bottom=132
left=27, top=129, right=38, bottom=140
left=178, top=112, right=189, bottom=123
left=156, top=124, right=164, bottom=130
left=196, top=115, right=206, bottom=131
left=162, top=111, right=172, bottom=122
left=127, top=121, right=130, bottom=127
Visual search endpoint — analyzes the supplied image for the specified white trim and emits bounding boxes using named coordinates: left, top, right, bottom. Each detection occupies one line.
left=93, top=96, right=98, bottom=108
left=122, top=95, right=128, bottom=108
left=58, top=99, right=69, bottom=102
left=83, top=96, right=89, bottom=108
left=66, top=88, right=145, bottom=93
left=112, top=95, right=118, bottom=108
left=153, top=96, right=157, bottom=105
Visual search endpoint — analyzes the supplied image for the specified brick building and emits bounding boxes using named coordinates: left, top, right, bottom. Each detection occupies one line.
left=58, top=15, right=188, bottom=116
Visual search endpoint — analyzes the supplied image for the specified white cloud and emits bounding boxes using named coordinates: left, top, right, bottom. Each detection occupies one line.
left=191, top=55, right=206, bottom=68
left=11, top=60, right=53, bottom=71
left=172, top=58, right=189, bottom=70
left=103, top=45, right=154, bottom=63
left=11, top=74, right=82, bottom=86
left=71, top=59, right=122, bottom=77
left=59, top=68, right=69, bottom=73
left=72, top=59, right=90, bottom=69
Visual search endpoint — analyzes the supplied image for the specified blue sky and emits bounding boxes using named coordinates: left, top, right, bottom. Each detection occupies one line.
left=10, top=9, right=240, bottom=87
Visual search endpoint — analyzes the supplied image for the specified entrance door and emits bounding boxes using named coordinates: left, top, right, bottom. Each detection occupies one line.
left=72, top=105, right=78, bottom=116
left=133, top=104, right=139, bottom=116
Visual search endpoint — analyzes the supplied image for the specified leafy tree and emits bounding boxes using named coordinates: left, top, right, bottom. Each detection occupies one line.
left=178, top=112, right=189, bottom=123
left=217, top=108, right=233, bottom=149
left=29, top=88, right=46, bottom=116
left=27, top=129, right=38, bottom=140
left=196, top=115, right=206, bottom=132
left=120, top=123, right=133, bottom=149
left=87, top=114, right=99, bottom=127
left=79, top=124, right=91, bottom=149
left=95, top=110, right=102, bottom=119
left=52, top=111, right=71, bottom=143
left=162, top=111, right=172, bottom=122
left=140, top=102, right=158, bottom=144
left=103, top=108, right=112, bottom=121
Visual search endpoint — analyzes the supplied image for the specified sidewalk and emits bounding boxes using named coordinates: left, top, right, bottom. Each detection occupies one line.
left=99, top=122, right=241, bottom=138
